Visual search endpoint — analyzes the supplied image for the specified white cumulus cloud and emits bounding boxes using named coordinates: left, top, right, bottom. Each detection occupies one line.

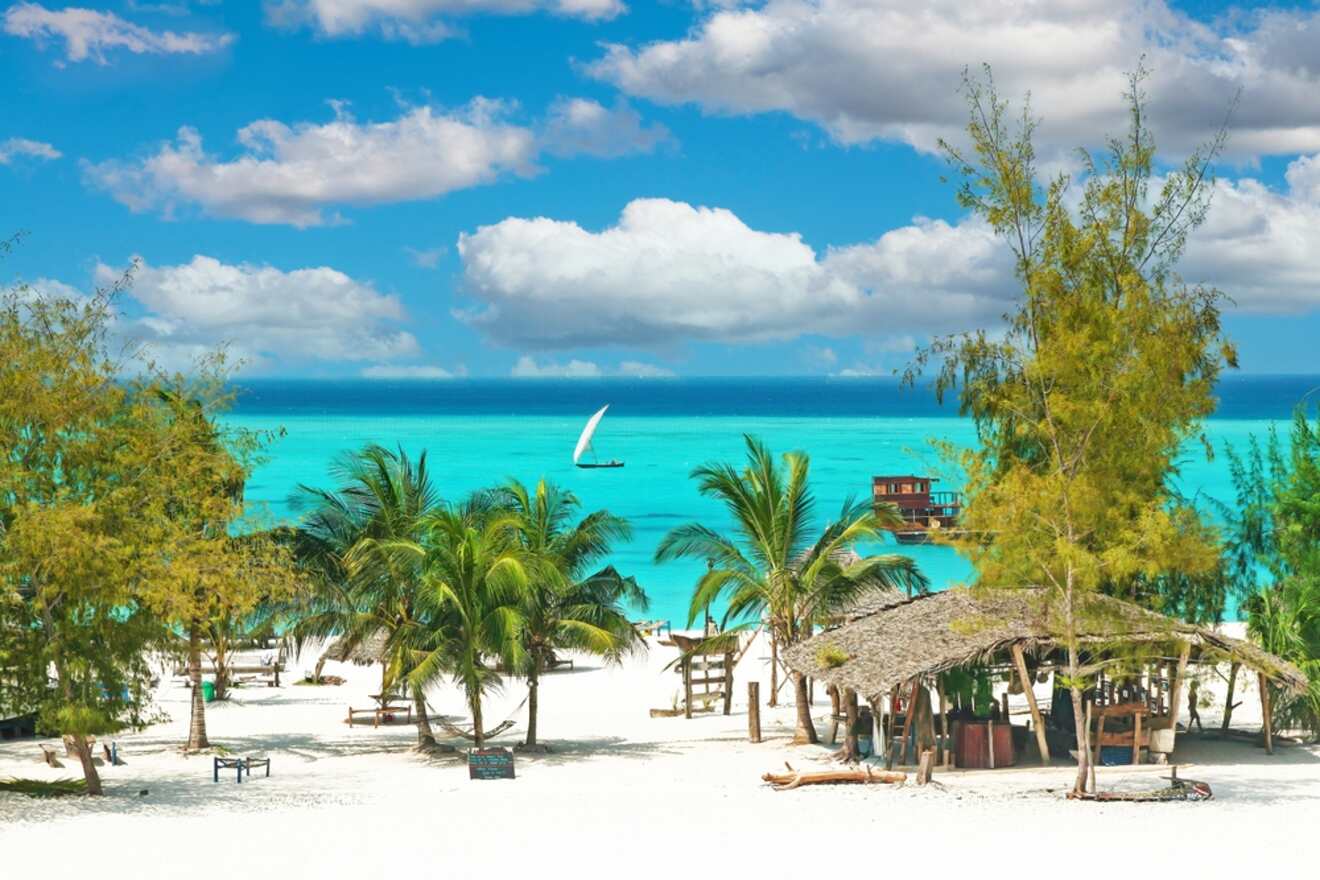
left=457, top=197, right=1013, bottom=349
left=0, top=137, right=61, bottom=164
left=1182, top=155, right=1320, bottom=313
left=3, top=2, right=234, bottom=65
left=265, top=0, right=624, bottom=41
left=459, top=173, right=1320, bottom=353
left=589, top=0, right=1320, bottom=159
left=92, top=255, right=419, bottom=371
left=83, top=101, right=538, bottom=227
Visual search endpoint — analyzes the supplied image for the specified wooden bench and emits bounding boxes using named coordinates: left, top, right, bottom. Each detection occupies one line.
left=346, top=704, right=413, bottom=727
left=213, top=756, right=271, bottom=783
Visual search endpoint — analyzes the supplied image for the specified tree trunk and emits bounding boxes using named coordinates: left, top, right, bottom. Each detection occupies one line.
left=312, top=654, right=327, bottom=685
left=1221, top=661, right=1240, bottom=733
left=187, top=622, right=210, bottom=751
left=524, top=664, right=540, bottom=749
left=792, top=671, right=818, bottom=744
left=72, top=734, right=102, bottom=796
left=212, top=640, right=229, bottom=701
left=470, top=687, right=485, bottom=750
left=412, top=682, right=435, bottom=750
left=844, top=688, right=860, bottom=762
left=769, top=632, right=779, bottom=708
left=1068, top=644, right=1090, bottom=795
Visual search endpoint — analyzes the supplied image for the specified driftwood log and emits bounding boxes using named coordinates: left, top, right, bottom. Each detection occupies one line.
left=762, top=763, right=906, bottom=791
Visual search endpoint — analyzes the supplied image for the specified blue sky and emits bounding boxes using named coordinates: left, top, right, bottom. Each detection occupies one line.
left=4, top=0, right=1320, bottom=378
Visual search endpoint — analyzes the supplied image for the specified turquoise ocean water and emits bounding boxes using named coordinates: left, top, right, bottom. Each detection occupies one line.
left=226, top=376, right=1320, bottom=625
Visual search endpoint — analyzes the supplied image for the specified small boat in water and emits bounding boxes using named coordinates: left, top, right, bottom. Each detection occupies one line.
left=872, top=474, right=962, bottom=543
left=574, top=405, right=624, bottom=469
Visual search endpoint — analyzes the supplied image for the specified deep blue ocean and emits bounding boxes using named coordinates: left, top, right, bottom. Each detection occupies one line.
left=227, top=375, right=1320, bottom=624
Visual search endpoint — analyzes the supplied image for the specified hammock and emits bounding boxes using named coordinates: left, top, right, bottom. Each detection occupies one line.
left=427, top=695, right=528, bottom=742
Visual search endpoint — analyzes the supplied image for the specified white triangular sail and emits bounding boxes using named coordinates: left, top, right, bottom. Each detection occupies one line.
left=573, top=405, right=610, bottom=464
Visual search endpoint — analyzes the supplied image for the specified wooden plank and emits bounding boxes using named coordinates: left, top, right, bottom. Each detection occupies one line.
left=748, top=681, right=761, bottom=743
left=1011, top=642, right=1050, bottom=764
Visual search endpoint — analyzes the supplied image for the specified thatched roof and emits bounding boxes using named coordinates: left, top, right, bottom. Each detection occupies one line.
left=834, top=588, right=911, bottom=623
left=784, top=587, right=1309, bottom=702
left=323, top=630, right=389, bottom=666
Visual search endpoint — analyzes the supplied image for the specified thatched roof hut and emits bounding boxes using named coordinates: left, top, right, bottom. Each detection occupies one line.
left=323, top=630, right=389, bottom=666
left=784, top=587, right=1308, bottom=703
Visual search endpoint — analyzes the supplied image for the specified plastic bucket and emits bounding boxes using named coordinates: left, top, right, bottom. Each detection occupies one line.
left=201, top=681, right=216, bottom=703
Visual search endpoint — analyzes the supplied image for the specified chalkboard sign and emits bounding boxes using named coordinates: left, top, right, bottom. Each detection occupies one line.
left=468, top=747, right=515, bottom=780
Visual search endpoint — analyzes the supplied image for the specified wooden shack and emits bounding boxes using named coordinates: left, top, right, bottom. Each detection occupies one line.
left=871, top=475, right=961, bottom=544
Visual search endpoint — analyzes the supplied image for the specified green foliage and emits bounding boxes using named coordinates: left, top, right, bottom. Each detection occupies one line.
left=1223, top=406, right=1320, bottom=734
left=815, top=644, right=849, bottom=669
left=911, top=66, right=1230, bottom=623
left=0, top=777, right=88, bottom=798
left=499, top=478, right=645, bottom=746
left=907, top=68, right=1234, bottom=790
left=657, top=434, right=927, bottom=643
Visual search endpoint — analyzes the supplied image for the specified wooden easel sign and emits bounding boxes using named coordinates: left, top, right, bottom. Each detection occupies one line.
left=468, top=747, right=515, bottom=780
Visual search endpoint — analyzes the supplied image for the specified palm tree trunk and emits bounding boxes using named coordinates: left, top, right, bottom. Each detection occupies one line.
left=213, top=639, right=229, bottom=701
left=470, top=685, right=485, bottom=750
left=411, top=682, right=435, bottom=750
left=72, top=734, right=102, bottom=796
left=792, top=671, right=818, bottom=744
left=524, top=663, right=540, bottom=749
left=187, top=622, right=210, bottom=751
left=769, top=632, right=779, bottom=708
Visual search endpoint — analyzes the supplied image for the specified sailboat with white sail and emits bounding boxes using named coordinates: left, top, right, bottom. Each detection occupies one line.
left=573, top=405, right=624, bottom=469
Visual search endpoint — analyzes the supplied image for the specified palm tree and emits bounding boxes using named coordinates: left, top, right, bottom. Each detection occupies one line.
left=290, top=444, right=442, bottom=749
left=500, top=478, right=646, bottom=751
left=656, top=435, right=927, bottom=744
left=403, top=493, right=530, bottom=749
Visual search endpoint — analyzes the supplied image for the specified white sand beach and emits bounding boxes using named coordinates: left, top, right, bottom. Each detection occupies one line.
left=2, top=630, right=1317, bottom=879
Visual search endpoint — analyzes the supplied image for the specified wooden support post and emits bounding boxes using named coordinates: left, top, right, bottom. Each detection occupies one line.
left=935, top=676, right=949, bottom=767
left=1001, top=691, right=1010, bottom=723
left=986, top=719, right=995, bottom=770
left=1132, top=708, right=1142, bottom=765
left=916, top=748, right=934, bottom=785
left=827, top=684, right=841, bottom=744
left=683, top=655, right=693, bottom=720
left=747, top=681, right=762, bottom=743
left=1221, top=661, right=1240, bottom=733
left=844, top=688, right=860, bottom=762
left=902, top=679, right=920, bottom=766
left=723, top=651, right=734, bottom=716
left=1258, top=672, right=1274, bottom=755
left=1166, top=641, right=1191, bottom=742
left=1011, top=643, right=1050, bottom=764
left=884, top=687, right=898, bottom=770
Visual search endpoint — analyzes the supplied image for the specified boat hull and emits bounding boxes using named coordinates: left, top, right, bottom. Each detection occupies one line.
left=576, top=462, right=625, bottom=469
